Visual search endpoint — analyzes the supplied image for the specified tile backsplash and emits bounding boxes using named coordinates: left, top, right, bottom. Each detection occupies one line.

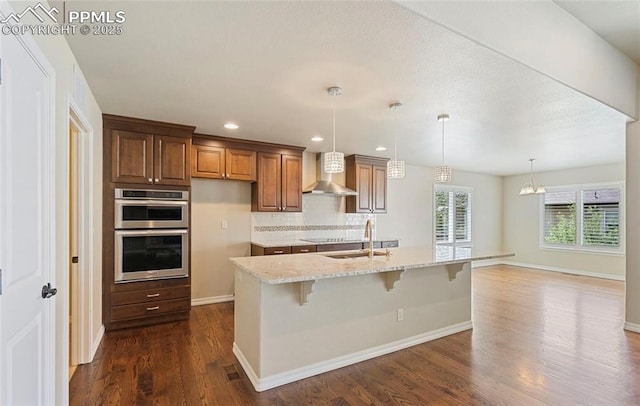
left=251, top=195, right=375, bottom=242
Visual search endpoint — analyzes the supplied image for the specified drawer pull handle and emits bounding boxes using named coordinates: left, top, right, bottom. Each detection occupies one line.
left=146, top=293, right=160, bottom=298
left=146, top=306, right=160, bottom=311
left=300, top=249, right=309, bottom=252
left=273, top=250, right=284, bottom=254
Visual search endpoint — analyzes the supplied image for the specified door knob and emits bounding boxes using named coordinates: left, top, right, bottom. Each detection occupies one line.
left=41, top=283, right=57, bottom=299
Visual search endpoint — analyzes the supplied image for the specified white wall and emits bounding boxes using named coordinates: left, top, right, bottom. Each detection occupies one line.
left=626, top=118, right=640, bottom=328
left=191, top=179, right=252, bottom=303
left=6, top=1, right=105, bottom=403
left=377, top=165, right=503, bottom=253
left=503, top=163, right=625, bottom=279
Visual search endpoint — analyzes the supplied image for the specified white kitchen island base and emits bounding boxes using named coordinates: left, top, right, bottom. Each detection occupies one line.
left=232, top=260, right=475, bottom=392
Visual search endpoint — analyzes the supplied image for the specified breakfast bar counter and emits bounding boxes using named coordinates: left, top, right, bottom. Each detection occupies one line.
left=229, top=246, right=514, bottom=392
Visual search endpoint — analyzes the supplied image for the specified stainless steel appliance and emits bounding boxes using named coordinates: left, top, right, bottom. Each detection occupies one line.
left=114, top=188, right=189, bottom=229
left=114, top=188, right=189, bottom=283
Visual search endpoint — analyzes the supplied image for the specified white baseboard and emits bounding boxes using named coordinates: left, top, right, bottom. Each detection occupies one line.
left=624, top=322, right=640, bottom=334
left=91, top=325, right=105, bottom=361
left=472, top=259, right=502, bottom=268
left=233, top=320, right=473, bottom=392
left=191, top=294, right=235, bottom=306
left=501, top=260, right=625, bottom=281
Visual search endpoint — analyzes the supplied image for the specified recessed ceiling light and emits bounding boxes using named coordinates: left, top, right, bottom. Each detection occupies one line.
left=376, top=146, right=387, bottom=151
left=224, top=122, right=239, bottom=130
left=311, top=136, right=324, bottom=142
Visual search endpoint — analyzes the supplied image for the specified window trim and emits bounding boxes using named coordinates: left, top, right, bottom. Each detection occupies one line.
left=539, top=181, right=625, bottom=255
left=434, top=185, right=473, bottom=248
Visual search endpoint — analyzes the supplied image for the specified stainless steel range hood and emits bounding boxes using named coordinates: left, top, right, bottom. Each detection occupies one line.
left=303, top=153, right=358, bottom=196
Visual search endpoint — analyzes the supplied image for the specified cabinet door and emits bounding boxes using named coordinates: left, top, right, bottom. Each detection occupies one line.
left=372, top=165, right=387, bottom=213
left=111, top=130, right=154, bottom=184
left=281, top=154, right=302, bottom=212
left=154, top=135, right=191, bottom=186
left=226, top=148, right=257, bottom=181
left=256, top=152, right=282, bottom=211
left=191, top=144, right=224, bottom=179
left=355, top=164, right=373, bottom=213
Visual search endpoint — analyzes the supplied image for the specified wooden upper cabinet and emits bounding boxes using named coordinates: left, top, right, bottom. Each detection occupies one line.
left=154, top=135, right=191, bottom=186
left=281, top=154, right=302, bottom=212
left=192, top=145, right=225, bottom=179
left=225, top=149, right=256, bottom=181
left=191, top=145, right=256, bottom=181
left=111, top=130, right=154, bottom=185
left=346, top=155, right=389, bottom=214
left=252, top=152, right=302, bottom=212
left=107, top=115, right=194, bottom=186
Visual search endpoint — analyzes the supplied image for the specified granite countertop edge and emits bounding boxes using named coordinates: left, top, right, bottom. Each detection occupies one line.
left=230, top=249, right=515, bottom=284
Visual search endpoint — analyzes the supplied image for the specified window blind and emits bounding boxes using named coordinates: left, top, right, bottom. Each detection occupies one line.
left=543, top=191, right=576, bottom=245
left=581, top=188, right=620, bottom=247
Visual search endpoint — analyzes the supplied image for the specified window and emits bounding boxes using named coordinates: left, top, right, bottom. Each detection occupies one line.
left=541, top=183, right=623, bottom=253
left=435, top=186, right=472, bottom=247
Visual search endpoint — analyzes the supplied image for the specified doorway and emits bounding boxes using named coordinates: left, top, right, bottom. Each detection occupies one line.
left=67, top=99, right=97, bottom=373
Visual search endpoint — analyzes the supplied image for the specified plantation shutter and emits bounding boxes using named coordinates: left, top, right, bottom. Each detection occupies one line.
left=543, top=191, right=577, bottom=245
left=581, top=188, right=620, bottom=247
left=435, top=188, right=472, bottom=246
left=435, top=190, right=451, bottom=243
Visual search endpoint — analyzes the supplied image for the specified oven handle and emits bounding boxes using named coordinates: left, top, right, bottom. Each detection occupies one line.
left=115, top=199, right=188, bottom=207
left=115, top=229, right=188, bottom=236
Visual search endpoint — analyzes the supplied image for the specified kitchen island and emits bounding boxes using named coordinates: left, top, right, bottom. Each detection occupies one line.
left=230, top=246, right=514, bottom=392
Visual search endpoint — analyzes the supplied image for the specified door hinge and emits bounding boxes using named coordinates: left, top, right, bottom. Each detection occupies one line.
left=0, top=268, right=3, bottom=295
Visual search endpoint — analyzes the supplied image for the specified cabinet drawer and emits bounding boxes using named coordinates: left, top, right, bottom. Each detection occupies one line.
left=292, top=245, right=317, bottom=254
left=316, top=242, right=364, bottom=252
left=112, top=286, right=191, bottom=306
left=111, top=298, right=191, bottom=322
left=264, top=246, right=292, bottom=255
left=381, top=240, right=399, bottom=248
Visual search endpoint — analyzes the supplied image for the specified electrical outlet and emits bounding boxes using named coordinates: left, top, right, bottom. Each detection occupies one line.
left=397, top=308, right=404, bottom=322
left=221, top=220, right=228, bottom=230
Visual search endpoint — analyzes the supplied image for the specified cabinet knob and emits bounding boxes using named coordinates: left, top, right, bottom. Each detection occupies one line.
left=154, top=178, right=159, bottom=183
left=148, top=178, right=152, bottom=183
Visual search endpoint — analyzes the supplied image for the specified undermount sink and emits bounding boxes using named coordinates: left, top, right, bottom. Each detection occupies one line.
left=325, top=250, right=389, bottom=259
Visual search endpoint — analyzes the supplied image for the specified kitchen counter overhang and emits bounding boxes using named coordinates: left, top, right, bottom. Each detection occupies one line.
left=230, top=245, right=514, bottom=285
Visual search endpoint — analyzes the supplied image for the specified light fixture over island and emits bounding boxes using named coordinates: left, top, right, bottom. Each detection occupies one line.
left=230, top=246, right=514, bottom=392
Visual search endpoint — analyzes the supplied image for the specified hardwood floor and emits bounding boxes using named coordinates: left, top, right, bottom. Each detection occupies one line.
left=70, top=265, right=640, bottom=405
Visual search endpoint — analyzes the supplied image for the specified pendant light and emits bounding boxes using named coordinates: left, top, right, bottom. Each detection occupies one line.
left=519, top=158, right=546, bottom=195
left=324, top=86, right=345, bottom=174
left=387, top=102, right=406, bottom=179
left=435, top=113, right=452, bottom=183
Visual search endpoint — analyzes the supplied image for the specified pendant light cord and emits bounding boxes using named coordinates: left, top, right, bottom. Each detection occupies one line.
left=441, top=119, right=445, bottom=165
left=394, top=133, right=398, bottom=161
left=332, top=105, right=336, bottom=153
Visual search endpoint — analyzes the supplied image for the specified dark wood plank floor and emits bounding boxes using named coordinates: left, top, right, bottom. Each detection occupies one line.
left=70, top=265, right=640, bottom=405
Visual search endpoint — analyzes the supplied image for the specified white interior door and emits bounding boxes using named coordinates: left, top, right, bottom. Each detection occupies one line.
left=0, top=15, right=56, bottom=406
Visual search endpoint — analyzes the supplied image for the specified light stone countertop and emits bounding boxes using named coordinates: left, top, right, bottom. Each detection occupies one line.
left=250, top=238, right=399, bottom=248
left=230, top=246, right=515, bottom=284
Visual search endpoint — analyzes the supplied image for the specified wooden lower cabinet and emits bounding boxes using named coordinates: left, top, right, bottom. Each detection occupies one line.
left=105, top=279, right=191, bottom=331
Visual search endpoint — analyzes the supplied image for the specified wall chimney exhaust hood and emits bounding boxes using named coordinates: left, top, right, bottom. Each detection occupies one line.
left=303, top=153, right=358, bottom=196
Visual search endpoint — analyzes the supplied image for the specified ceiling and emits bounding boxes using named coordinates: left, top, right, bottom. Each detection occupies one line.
left=555, top=0, right=640, bottom=64
left=65, top=1, right=631, bottom=176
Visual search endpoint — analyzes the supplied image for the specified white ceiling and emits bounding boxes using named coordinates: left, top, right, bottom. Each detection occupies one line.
left=66, top=1, right=631, bottom=176
left=555, top=0, right=640, bottom=64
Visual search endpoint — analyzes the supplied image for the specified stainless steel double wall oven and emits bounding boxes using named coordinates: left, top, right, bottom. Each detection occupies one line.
left=114, top=188, right=189, bottom=282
